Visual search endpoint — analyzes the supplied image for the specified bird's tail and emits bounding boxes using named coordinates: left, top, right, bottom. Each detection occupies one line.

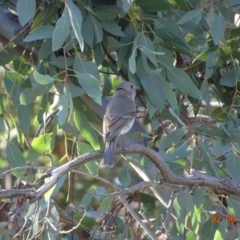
left=101, top=139, right=117, bottom=168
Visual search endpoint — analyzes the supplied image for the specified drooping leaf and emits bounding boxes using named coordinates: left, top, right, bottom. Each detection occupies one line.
left=107, top=37, right=125, bottom=52
left=90, top=15, right=103, bottom=45
left=137, top=0, right=172, bottom=11
left=20, top=88, right=36, bottom=105
left=118, top=166, right=131, bottom=187
left=100, top=196, right=114, bottom=210
left=177, top=9, right=202, bottom=25
left=27, top=133, right=53, bottom=161
left=77, top=142, right=98, bottom=175
left=94, top=6, right=121, bottom=21
left=219, top=68, right=238, bottom=87
left=74, top=56, right=102, bottom=101
left=58, top=86, right=69, bottom=126
left=101, top=21, right=125, bottom=37
left=82, top=15, right=94, bottom=47
left=52, top=8, right=71, bottom=51
left=211, top=12, right=226, bottom=45
left=167, top=67, right=201, bottom=99
left=33, top=70, right=56, bottom=85
left=66, top=0, right=84, bottom=51
left=24, top=26, right=55, bottom=42
left=137, top=60, right=165, bottom=111
left=226, top=153, right=240, bottom=182
left=6, top=142, right=25, bottom=167
left=158, top=129, right=186, bottom=151
left=17, top=0, right=36, bottom=26
left=74, top=110, right=100, bottom=150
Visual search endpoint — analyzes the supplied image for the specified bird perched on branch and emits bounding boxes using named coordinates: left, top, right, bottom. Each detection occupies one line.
left=101, top=81, right=137, bottom=168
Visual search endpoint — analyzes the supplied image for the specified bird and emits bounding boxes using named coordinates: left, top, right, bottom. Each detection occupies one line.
left=101, top=81, right=137, bottom=168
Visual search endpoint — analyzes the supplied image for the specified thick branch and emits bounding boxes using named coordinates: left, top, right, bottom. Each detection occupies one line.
left=4, top=144, right=240, bottom=220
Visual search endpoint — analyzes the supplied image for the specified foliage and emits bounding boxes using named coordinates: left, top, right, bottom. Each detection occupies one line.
left=0, top=0, right=240, bottom=239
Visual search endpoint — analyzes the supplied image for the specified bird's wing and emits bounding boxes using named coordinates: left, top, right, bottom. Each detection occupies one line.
left=104, top=110, right=136, bottom=142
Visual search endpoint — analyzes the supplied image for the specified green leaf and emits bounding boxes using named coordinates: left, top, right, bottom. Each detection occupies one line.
left=167, top=67, right=201, bottom=99
left=6, top=142, right=25, bottom=167
left=74, top=214, right=96, bottom=231
left=140, top=53, right=162, bottom=76
left=17, top=0, right=36, bottom=26
left=199, top=143, right=218, bottom=176
left=45, top=174, right=67, bottom=200
left=0, top=49, right=15, bottom=66
left=33, top=70, right=56, bottom=85
left=137, top=0, right=172, bottom=11
left=219, top=68, right=238, bottom=87
left=101, top=21, right=125, bottom=37
left=118, top=166, right=131, bottom=187
left=24, top=26, right=55, bottom=42
left=55, top=83, right=84, bottom=98
left=122, top=0, right=133, bottom=12
left=210, top=107, right=229, bottom=121
left=27, top=133, right=53, bottom=161
left=0, top=117, right=5, bottom=132
left=107, top=37, right=125, bottom=52
left=129, top=47, right=137, bottom=74
left=155, top=18, right=192, bottom=56
left=200, top=218, right=218, bottom=240
left=58, top=86, right=69, bottom=126
left=17, top=105, right=31, bottom=134
left=0, top=94, right=6, bottom=114
left=74, top=110, right=100, bottom=150
left=4, top=71, right=24, bottom=93
left=211, top=13, right=226, bottom=45
left=230, top=27, right=240, bottom=39
left=138, top=32, right=158, bottom=67
left=77, top=142, right=98, bottom=175
left=76, top=73, right=102, bottom=100
left=82, top=15, right=94, bottom=47
left=177, top=9, right=202, bottom=25
left=66, top=0, right=84, bottom=51
left=161, top=79, right=179, bottom=114
left=91, top=15, right=103, bottom=44
left=191, top=124, right=227, bottom=139
left=137, top=60, right=165, bottom=111
left=32, top=82, right=53, bottom=96
left=52, top=8, right=71, bottom=51
left=100, top=196, right=114, bottom=210
left=20, top=88, right=36, bottom=105
left=226, top=153, right=240, bottom=182
left=94, top=6, right=121, bottom=21
left=74, top=57, right=102, bottom=101
left=158, top=129, right=185, bottom=151
left=49, top=53, right=74, bottom=69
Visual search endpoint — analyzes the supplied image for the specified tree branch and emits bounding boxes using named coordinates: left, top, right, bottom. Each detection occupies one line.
left=3, top=144, right=240, bottom=220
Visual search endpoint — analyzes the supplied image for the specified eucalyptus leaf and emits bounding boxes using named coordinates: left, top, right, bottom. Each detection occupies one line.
left=6, top=142, right=25, bottom=167
left=177, top=9, right=202, bottom=24
left=20, top=88, right=36, bottom=105
left=24, top=26, right=55, bottom=42
left=107, top=37, right=125, bottom=52
left=101, top=21, right=125, bottom=37
left=52, top=8, right=71, bottom=51
left=66, top=0, right=84, bottom=51
left=74, top=110, right=100, bottom=150
left=211, top=12, right=226, bottom=45
left=137, top=0, right=172, bottom=11
left=17, top=0, right=36, bottom=26
left=33, top=70, right=56, bottom=85
left=167, top=67, right=201, bottom=99
left=58, top=86, right=69, bottom=126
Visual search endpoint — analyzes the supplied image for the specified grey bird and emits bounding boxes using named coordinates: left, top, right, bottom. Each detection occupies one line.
left=101, top=81, right=137, bottom=168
